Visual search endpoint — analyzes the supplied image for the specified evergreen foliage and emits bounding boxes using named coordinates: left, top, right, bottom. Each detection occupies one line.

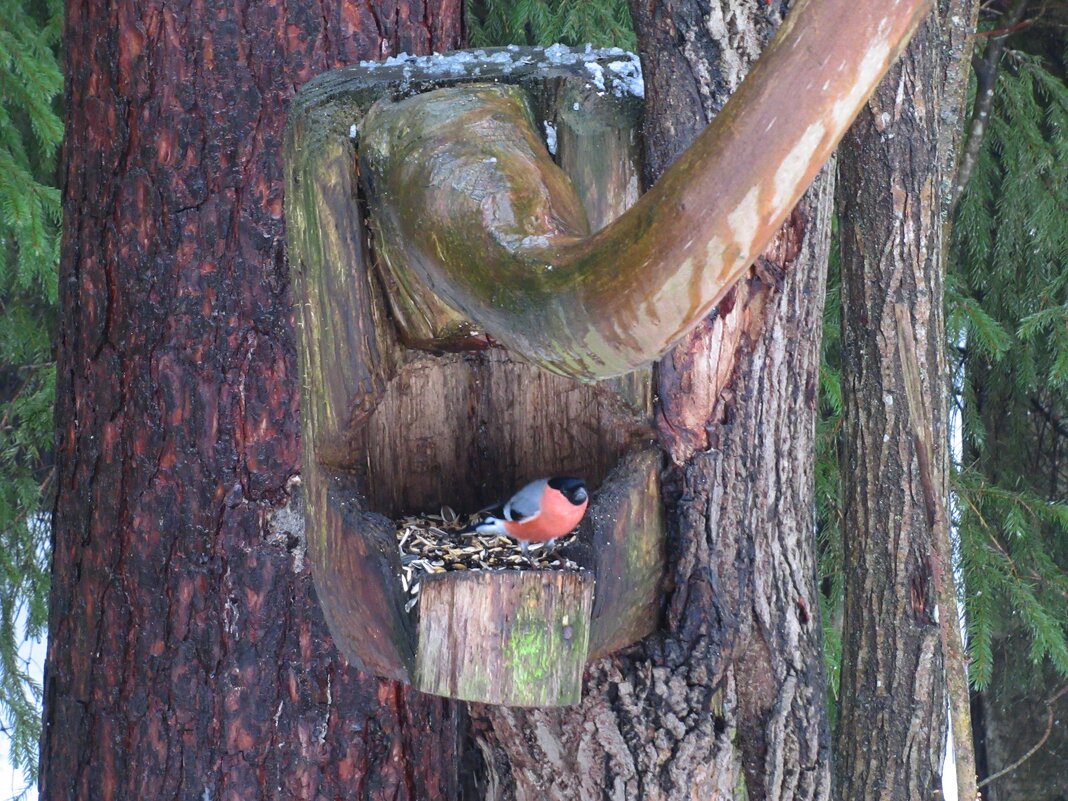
left=0, top=0, right=63, bottom=787
left=949, top=43, right=1068, bottom=690
left=466, top=0, right=635, bottom=50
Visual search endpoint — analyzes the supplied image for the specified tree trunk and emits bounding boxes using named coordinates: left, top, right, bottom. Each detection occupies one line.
left=976, top=632, right=1068, bottom=801
left=469, top=3, right=834, bottom=799
left=834, top=2, right=977, bottom=798
left=967, top=320, right=1068, bottom=801
left=43, top=3, right=464, bottom=800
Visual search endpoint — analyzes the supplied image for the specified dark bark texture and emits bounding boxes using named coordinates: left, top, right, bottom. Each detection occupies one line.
left=469, top=2, right=834, bottom=799
left=44, top=2, right=463, bottom=800
left=834, top=2, right=976, bottom=798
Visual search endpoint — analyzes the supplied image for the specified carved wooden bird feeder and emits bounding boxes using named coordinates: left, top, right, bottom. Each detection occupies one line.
left=284, top=0, right=930, bottom=706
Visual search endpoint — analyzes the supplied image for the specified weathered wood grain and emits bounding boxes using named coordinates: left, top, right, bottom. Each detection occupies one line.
left=285, top=47, right=666, bottom=702
left=358, top=349, right=653, bottom=518
left=546, top=80, right=642, bottom=234
left=415, top=570, right=594, bottom=706
left=565, top=447, right=665, bottom=659
left=288, top=105, right=404, bottom=463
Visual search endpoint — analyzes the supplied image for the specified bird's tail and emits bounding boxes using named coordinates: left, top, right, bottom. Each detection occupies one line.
left=458, top=516, right=507, bottom=536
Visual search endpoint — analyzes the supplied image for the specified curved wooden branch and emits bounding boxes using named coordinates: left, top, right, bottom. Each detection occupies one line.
left=360, top=0, right=932, bottom=379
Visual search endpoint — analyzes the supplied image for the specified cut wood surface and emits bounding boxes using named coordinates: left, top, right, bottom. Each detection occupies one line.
left=358, top=349, right=652, bottom=517
left=415, top=570, right=594, bottom=706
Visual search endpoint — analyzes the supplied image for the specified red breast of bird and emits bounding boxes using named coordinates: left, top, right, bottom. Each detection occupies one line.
left=471, top=476, right=589, bottom=544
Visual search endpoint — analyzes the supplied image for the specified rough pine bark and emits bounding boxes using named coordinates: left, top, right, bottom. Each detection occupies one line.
left=469, top=3, right=834, bottom=799
left=43, top=2, right=463, bottom=800
left=833, top=1, right=977, bottom=798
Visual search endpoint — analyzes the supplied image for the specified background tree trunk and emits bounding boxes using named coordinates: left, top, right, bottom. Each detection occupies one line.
left=968, top=340, right=1068, bottom=801
left=43, top=3, right=465, bottom=800
left=833, top=2, right=976, bottom=798
left=975, top=633, right=1068, bottom=800
left=469, top=3, right=834, bottom=799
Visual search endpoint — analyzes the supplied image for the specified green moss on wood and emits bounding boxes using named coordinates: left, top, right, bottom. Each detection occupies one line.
left=414, top=570, right=593, bottom=706
left=284, top=47, right=664, bottom=699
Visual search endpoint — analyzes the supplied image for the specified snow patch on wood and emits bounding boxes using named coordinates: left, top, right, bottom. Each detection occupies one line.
left=543, top=120, right=557, bottom=155
left=266, top=476, right=306, bottom=573
left=585, top=61, right=606, bottom=93
left=352, top=46, right=645, bottom=100
left=607, top=59, right=644, bottom=99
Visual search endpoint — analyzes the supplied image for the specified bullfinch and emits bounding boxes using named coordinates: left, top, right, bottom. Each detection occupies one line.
left=462, top=477, right=589, bottom=556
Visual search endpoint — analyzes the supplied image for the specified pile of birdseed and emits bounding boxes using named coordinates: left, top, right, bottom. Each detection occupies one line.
left=396, top=506, right=583, bottom=612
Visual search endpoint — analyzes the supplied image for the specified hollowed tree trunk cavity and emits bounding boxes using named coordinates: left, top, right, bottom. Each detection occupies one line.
left=285, top=50, right=666, bottom=706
